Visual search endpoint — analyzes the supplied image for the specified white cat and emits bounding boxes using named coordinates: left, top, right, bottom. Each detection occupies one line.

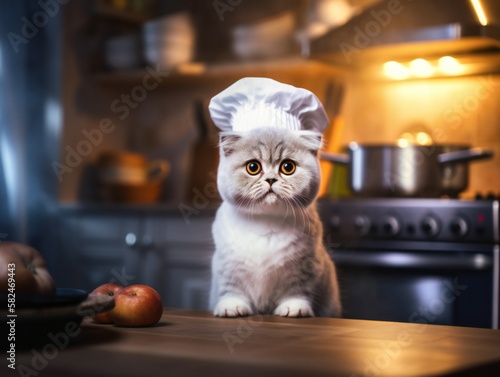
left=210, top=127, right=341, bottom=318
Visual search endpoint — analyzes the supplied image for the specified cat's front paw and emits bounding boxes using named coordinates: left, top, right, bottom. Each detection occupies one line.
left=213, top=297, right=253, bottom=317
left=274, top=298, right=314, bottom=318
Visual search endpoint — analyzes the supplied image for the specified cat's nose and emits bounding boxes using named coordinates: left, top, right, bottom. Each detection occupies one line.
left=266, top=178, right=277, bottom=186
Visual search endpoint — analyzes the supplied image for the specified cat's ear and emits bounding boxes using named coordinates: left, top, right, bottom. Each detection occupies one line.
left=299, top=132, right=323, bottom=152
left=219, top=133, right=242, bottom=157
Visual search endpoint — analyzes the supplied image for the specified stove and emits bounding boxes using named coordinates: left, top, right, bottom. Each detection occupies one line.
left=318, top=198, right=499, bottom=328
left=321, top=198, right=498, bottom=244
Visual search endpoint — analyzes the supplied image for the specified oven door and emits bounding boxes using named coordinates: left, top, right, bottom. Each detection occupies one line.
left=331, top=246, right=499, bottom=328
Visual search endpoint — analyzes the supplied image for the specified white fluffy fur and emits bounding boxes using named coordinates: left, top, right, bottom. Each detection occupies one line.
left=210, top=128, right=341, bottom=318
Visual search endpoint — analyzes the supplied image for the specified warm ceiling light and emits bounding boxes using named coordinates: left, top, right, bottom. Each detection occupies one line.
left=416, top=132, right=432, bottom=146
left=383, top=61, right=410, bottom=80
left=409, top=58, right=434, bottom=77
left=397, top=138, right=410, bottom=148
left=470, top=0, right=488, bottom=26
left=438, top=56, right=463, bottom=75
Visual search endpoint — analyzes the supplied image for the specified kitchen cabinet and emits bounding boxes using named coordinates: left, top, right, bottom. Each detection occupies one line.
left=141, top=215, right=214, bottom=310
left=58, top=207, right=215, bottom=310
left=58, top=214, right=141, bottom=290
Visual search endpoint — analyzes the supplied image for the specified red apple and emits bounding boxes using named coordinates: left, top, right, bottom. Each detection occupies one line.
left=90, top=283, right=122, bottom=323
left=0, top=242, right=56, bottom=296
left=110, top=284, right=163, bottom=327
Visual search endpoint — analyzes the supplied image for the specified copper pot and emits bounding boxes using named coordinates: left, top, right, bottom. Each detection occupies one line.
left=97, top=151, right=170, bottom=203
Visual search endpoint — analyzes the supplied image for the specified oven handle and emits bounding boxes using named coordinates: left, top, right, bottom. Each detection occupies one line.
left=330, top=250, right=493, bottom=271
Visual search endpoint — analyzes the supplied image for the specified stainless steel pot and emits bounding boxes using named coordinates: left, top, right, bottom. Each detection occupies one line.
left=320, top=144, right=494, bottom=198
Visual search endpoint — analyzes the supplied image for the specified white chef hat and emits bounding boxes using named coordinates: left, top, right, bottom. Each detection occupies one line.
left=208, top=77, right=329, bottom=134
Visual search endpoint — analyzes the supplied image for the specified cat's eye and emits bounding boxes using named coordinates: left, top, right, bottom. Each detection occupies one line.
left=246, top=160, right=262, bottom=175
left=280, top=160, right=296, bottom=175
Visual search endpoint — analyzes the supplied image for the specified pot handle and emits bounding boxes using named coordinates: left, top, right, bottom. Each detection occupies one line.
left=437, top=148, right=494, bottom=164
left=147, top=160, right=170, bottom=182
left=319, top=151, right=351, bottom=164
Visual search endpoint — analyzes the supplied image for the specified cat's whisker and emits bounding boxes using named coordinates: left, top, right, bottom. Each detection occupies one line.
left=284, top=198, right=294, bottom=225
left=279, top=186, right=309, bottom=233
left=279, top=190, right=298, bottom=226
left=286, top=196, right=302, bottom=233
left=289, top=196, right=311, bottom=236
left=282, top=196, right=295, bottom=227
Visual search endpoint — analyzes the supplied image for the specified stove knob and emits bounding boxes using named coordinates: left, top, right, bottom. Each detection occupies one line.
left=450, top=217, right=469, bottom=237
left=421, top=215, right=440, bottom=237
left=354, top=215, right=371, bottom=236
left=486, top=192, right=496, bottom=200
left=381, top=216, right=401, bottom=236
left=329, top=215, right=341, bottom=231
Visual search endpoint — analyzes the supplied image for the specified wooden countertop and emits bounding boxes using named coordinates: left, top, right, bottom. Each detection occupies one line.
left=16, top=308, right=500, bottom=377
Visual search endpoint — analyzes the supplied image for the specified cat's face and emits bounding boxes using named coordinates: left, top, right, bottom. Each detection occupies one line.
left=217, top=128, right=322, bottom=214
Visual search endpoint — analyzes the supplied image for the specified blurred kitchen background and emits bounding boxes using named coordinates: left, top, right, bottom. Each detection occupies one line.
left=1, top=0, right=499, bottom=327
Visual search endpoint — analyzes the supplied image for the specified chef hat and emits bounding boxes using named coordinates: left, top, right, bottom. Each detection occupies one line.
left=208, top=77, right=329, bottom=134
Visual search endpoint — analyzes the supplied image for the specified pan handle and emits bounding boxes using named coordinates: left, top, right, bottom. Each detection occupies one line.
left=319, top=151, right=351, bottom=164
left=437, top=148, right=494, bottom=164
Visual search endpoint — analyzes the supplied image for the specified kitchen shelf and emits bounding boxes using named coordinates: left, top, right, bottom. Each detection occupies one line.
left=90, top=1, right=154, bottom=23
left=92, top=57, right=350, bottom=86
left=92, top=7, right=151, bottom=23
left=58, top=201, right=219, bottom=216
